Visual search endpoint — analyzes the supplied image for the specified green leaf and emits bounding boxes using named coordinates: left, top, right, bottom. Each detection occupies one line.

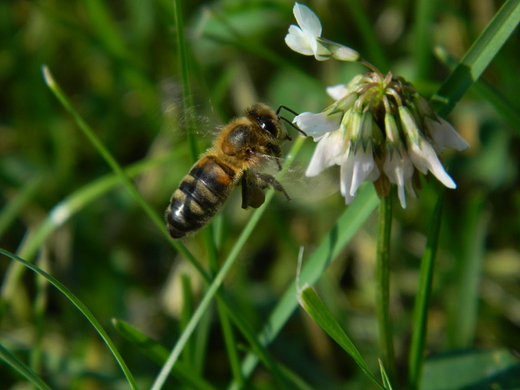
left=298, top=284, right=386, bottom=390
left=229, top=184, right=379, bottom=390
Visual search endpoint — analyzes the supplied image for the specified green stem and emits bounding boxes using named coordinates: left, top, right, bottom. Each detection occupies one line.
left=376, top=192, right=397, bottom=386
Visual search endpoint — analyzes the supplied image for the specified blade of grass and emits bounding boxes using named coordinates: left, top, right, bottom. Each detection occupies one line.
left=0, top=248, right=140, bottom=390
left=36, top=62, right=301, bottom=388
left=41, top=65, right=206, bottom=280
left=1, top=152, right=184, bottom=304
left=298, top=284, right=386, bottom=390
left=0, top=342, right=53, bottom=390
left=150, top=134, right=307, bottom=390
left=228, top=184, right=379, bottom=390
left=432, top=0, right=520, bottom=117
left=112, top=319, right=218, bottom=390
left=407, top=190, right=445, bottom=390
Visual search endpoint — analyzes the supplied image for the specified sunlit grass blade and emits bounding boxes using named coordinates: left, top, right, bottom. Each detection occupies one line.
left=41, top=65, right=205, bottom=279
left=1, top=152, right=183, bottom=304
left=407, top=190, right=445, bottom=390
left=151, top=135, right=307, bottom=390
left=112, top=319, right=218, bottom=390
left=0, top=343, right=53, bottom=390
left=297, top=284, right=386, bottom=390
left=228, top=184, right=379, bottom=390
left=432, top=0, right=520, bottom=116
left=0, top=248, right=140, bottom=390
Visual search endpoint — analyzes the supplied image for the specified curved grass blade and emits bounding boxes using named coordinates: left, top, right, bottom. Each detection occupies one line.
left=0, top=343, right=53, bottom=390
left=0, top=248, right=139, bottom=390
left=298, top=284, right=387, bottom=390
left=41, top=65, right=205, bottom=278
left=432, top=0, right=520, bottom=117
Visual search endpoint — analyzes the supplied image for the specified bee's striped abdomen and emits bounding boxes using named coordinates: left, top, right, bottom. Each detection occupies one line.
left=165, top=156, right=236, bottom=239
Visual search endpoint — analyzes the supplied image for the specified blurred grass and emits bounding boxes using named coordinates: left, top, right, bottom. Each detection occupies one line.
left=1, top=0, right=520, bottom=389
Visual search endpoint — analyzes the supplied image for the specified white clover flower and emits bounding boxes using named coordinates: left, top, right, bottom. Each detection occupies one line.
left=306, top=129, right=345, bottom=176
left=285, top=3, right=359, bottom=62
left=382, top=113, right=416, bottom=208
left=285, top=2, right=467, bottom=207
left=294, top=112, right=341, bottom=141
left=294, top=73, right=467, bottom=207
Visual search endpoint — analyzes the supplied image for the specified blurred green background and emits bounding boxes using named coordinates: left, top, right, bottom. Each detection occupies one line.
left=1, top=0, right=520, bottom=389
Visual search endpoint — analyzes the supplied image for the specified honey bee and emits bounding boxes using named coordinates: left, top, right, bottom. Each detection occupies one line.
left=165, top=103, right=305, bottom=239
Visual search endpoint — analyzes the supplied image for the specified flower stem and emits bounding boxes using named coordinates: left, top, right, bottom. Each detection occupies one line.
left=376, top=191, right=397, bottom=386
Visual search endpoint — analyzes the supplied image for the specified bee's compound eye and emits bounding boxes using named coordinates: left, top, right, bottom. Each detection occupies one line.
left=258, top=117, right=278, bottom=137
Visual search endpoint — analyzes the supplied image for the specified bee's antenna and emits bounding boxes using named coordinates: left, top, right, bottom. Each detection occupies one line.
left=276, top=105, right=307, bottom=137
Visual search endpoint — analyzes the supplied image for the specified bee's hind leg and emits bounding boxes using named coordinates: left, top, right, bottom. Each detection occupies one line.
left=253, top=172, right=291, bottom=202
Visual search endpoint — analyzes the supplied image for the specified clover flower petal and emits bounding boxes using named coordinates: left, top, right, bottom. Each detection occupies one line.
left=285, top=25, right=315, bottom=56
left=383, top=148, right=415, bottom=208
left=294, top=111, right=341, bottom=140
left=285, top=3, right=331, bottom=60
left=326, top=84, right=349, bottom=100
left=306, top=129, right=346, bottom=177
left=348, top=144, right=380, bottom=197
left=407, top=136, right=456, bottom=189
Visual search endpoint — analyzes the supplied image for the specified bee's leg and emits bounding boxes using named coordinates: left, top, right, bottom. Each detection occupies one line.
left=253, top=172, right=291, bottom=202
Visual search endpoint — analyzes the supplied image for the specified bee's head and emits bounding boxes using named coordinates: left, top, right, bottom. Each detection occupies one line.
left=247, top=103, right=306, bottom=142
